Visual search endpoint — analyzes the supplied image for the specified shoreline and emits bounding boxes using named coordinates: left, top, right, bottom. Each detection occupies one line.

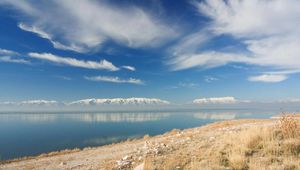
left=0, top=119, right=268, bottom=162
left=1, top=116, right=299, bottom=169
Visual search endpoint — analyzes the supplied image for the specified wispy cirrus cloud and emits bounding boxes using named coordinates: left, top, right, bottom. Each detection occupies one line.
left=0, top=48, right=122, bottom=71
left=0, top=48, right=31, bottom=64
left=168, top=0, right=300, bottom=83
left=18, top=23, right=85, bottom=53
left=54, top=75, right=72, bottom=81
left=1, top=0, right=178, bottom=53
left=204, top=76, right=218, bottom=83
left=0, top=48, right=19, bottom=56
left=19, top=100, right=58, bottom=106
left=122, top=65, right=136, bottom=71
left=0, top=56, right=31, bottom=64
left=84, top=76, right=144, bottom=85
left=28, top=52, right=119, bottom=71
left=177, top=82, right=198, bottom=88
left=248, top=74, right=287, bottom=83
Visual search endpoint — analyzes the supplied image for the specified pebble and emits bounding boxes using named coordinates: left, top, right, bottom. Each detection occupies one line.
left=134, top=163, right=144, bottom=170
left=60, top=162, right=66, bottom=166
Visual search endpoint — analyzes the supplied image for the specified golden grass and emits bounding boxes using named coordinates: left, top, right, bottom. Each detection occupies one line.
left=144, top=114, right=300, bottom=170
left=216, top=114, right=299, bottom=170
left=278, top=113, right=299, bottom=138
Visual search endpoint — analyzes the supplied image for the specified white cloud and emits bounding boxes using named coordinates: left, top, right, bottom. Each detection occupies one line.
left=0, top=48, right=19, bottom=56
left=275, top=98, right=300, bottom=103
left=0, top=56, right=30, bottom=64
left=85, top=76, right=144, bottom=85
left=0, top=48, right=30, bottom=64
left=54, top=75, right=72, bottom=81
left=0, top=101, right=16, bottom=105
left=248, top=74, right=287, bottom=83
left=69, top=98, right=170, bottom=105
left=168, top=0, right=300, bottom=82
left=193, top=97, right=237, bottom=104
left=169, top=50, right=248, bottom=71
left=178, top=82, right=198, bottom=88
left=18, top=23, right=85, bottom=53
left=19, top=100, right=58, bottom=106
left=122, top=65, right=136, bottom=71
left=180, top=83, right=198, bottom=88
left=18, top=23, right=51, bottom=40
left=169, top=30, right=212, bottom=57
left=197, top=0, right=300, bottom=37
left=28, top=52, right=119, bottom=71
left=2, top=0, right=177, bottom=53
left=204, top=76, right=218, bottom=83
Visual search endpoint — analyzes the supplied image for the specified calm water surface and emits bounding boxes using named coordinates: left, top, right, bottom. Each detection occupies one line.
left=0, top=109, right=278, bottom=160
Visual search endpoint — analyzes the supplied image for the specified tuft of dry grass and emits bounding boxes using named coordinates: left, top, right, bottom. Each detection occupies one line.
left=278, top=113, right=299, bottom=138
left=143, top=155, right=154, bottom=170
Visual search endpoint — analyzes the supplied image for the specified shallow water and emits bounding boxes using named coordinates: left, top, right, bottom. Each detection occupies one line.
left=0, top=109, right=278, bottom=160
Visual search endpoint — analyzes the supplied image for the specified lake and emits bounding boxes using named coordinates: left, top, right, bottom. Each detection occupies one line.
left=0, top=109, right=278, bottom=160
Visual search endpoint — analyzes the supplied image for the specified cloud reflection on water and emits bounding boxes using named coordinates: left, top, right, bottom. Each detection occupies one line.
left=193, top=112, right=237, bottom=120
left=0, top=114, right=57, bottom=123
left=0, top=112, right=171, bottom=123
left=71, top=112, right=170, bottom=122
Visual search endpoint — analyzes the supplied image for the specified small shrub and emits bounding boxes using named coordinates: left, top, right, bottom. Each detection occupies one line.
left=278, top=113, right=299, bottom=138
left=218, top=150, right=229, bottom=167
left=284, top=164, right=298, bottom=170
left=228, top=153, right=248, bottom=170
left=282, top=139, right=300, bottom=156
left=246, top=135, right=262, bottom=151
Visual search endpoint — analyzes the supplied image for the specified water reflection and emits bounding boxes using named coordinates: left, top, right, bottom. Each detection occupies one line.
left=0, top=112, right=171, bottom=123
left=0, top=114, right=57, bottom=123
left=71, top=112, right=170, bottom=122
left=193, top=112, right=237, bottom=120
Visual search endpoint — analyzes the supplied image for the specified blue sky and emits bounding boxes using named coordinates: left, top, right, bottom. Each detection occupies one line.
left=0, top=0, right=300, bottom=106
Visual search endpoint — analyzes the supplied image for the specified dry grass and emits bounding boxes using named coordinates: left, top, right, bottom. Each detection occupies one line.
left=214, top=114, right=299, bottom=170
left=144, top=114, right=300, bottom=170
left=278, top=113, right=299, bottom=138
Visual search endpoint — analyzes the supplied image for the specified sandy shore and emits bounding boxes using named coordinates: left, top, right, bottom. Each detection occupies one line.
left=0, top=117, right=298, bottom=170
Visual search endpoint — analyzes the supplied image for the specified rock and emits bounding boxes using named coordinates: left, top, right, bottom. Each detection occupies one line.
left=116, top=155, right=135, bottom=169
left=209, top=136, right=215, bottom=142
left=116, top=160, right=131, bottom=169
left=123, top=155, right=129, bottom=160
left=134, top=163, right=144, bottom=170
left=143, top=141, right=149, bottom=150
left=160, top=143, right=167, bottom=147
left=154, top=148, right=160, bottom=155
left=60, top=162, right=66, bottom=166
